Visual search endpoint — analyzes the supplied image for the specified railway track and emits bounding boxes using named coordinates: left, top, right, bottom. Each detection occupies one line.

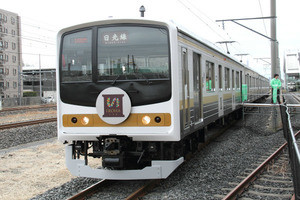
left=221, top=95, right=300, bottom=200
left=66, top=120, right=240, bottom=200
left=67, top=180, right=112, bottom=200
left=221, top=131, right=299, bottom=200
left=0, top=118, right=57, bottom=130
left=125, top=179, right=161, bottom=200
left=67, top=179, right=160, bottom=200
left=291, top=93, right=300, bottom=103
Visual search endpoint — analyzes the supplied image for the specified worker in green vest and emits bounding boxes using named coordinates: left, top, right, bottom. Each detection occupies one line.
left=206, top=77, right=212, bottom=91
left=270, top=73, right=282, bottom=104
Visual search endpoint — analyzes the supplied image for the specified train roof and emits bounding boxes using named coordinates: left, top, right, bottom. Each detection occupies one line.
left=172, top=20, right=267, bottom=79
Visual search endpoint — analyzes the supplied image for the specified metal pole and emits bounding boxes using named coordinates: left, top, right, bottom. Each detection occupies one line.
left=270, top=0, right=280, bottom=77
left=39, top=54, right=42, bottom=98
left=51, top=71, right=53, bottom=91
left=18, top=65, right=21, bottom=106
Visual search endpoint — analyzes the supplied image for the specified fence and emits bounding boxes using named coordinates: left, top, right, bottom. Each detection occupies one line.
left=0, top=96, right=55, bottom=109
left=241, top=101, right=300, bottom=200
left=279, top=104, right=300, bottom=200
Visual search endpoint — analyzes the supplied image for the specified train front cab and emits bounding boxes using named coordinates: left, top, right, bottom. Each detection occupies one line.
left=57, top=19, right=184, bottom=180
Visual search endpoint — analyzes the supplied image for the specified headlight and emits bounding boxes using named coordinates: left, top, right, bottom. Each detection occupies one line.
left=141, top=115, right=151, bottom=125
left=81, top=116, right=90, bottom=125
left=71, top=117, right=77, bottom=124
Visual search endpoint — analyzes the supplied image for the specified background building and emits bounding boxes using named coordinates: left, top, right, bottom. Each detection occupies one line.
left=0, top=8, right=22, bottom=99
left=283, top=49, right=300, bottom=91
left=22, top=65, right=56, bottom=97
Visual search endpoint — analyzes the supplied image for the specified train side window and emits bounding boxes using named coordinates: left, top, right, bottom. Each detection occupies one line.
left=205, top=61, right=215, bottom=92
left=236, top=71, right=240, bottom=90
left=225, top=67, right=230, bottom=90
left=218, top=65, right=223, bottom=91
left=232, top=69, right=235, bottom=90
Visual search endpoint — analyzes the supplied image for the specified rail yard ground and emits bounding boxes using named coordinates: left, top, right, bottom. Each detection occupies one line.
left=0, top=94, right=299, bottom=200
left=0, top=139, right=73, bottom=200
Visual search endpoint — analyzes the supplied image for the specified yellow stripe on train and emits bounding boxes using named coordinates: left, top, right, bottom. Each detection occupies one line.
left=63, top=113, right=171, bottom=127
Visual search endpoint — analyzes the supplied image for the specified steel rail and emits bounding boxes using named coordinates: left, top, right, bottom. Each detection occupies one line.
left=223, top=130, right=300, bottom=200
left=125, top=179, right=161, bottom=200
left=291, top=93, right=300, bottom=103
left=67, top=180, right=110, bottom=200
left=0, top=118, right=57, bottom=130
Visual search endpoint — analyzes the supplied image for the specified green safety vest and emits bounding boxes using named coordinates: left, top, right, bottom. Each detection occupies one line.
left=270, top=78, right=281, bottom=89
left=206, top=80, right=212, bottom=91
left=270, top=78, right=281, bottom=103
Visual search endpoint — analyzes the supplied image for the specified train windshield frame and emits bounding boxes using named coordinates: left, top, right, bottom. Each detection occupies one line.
left=59, top=24, right=172, bottom=107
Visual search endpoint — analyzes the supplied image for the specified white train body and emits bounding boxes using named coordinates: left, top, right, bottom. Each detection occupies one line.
left=57, top=18, right=269, bottom=180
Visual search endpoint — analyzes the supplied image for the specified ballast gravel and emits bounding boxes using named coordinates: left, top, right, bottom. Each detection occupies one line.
left=0, top=122, right=57, bottom=150
left=30, top=96, right=300, bottom=200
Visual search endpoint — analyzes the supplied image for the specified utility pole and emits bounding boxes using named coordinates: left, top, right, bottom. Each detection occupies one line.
left=39, top=54, right=42, bottom=98
left=216, top=1, right=280, bottom=79
left=18, top=65, right=22, bottom=105
left=271, top=0, right=280, bottom=77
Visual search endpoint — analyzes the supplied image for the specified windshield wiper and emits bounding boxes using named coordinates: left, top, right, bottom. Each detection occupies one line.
left=111, top=75, right=121, bottom=85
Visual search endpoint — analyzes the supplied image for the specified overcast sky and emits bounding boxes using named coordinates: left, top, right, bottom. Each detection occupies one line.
left=2, top=0, right=300, bottom=77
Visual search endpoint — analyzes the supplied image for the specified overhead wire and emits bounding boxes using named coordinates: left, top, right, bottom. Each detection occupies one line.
left=2, top=50, right=55, bottom=56
left=184, top=0, right=232, bottom=39
left=177, top=0, right=246, bottom=57
left=0, top=32, right=55, bottom=45
left=258, top=0, right=268, bottom=36
left=21, top=22, right=56, bottom=33
left=21, top=16, right=58, bottom=30
left=22, top=29, right=55, bottom=41
left=176, top=0, right=228, bottom=41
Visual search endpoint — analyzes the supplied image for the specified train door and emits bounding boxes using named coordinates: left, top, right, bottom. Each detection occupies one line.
left=193, top=52, right=202, bottom=125
left=181, top=48, right=190, bottom=132
left=218, top=64, right=224, bottom=117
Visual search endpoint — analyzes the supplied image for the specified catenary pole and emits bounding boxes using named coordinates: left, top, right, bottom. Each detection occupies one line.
left=271, top=0, right=280, bottom=77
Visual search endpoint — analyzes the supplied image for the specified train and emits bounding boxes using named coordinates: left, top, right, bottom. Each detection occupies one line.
left=57, top=17, right=269, bottom=180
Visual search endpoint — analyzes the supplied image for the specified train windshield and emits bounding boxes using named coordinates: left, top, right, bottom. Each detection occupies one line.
left=97, top=26, right=169, bottom=82
left=60, top=26, right=169, bottom=83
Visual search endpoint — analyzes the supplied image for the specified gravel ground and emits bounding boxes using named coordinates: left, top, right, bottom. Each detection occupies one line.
left=0, top=122, right=57, bottom=150
left=0, top=140, right=73, bottom=200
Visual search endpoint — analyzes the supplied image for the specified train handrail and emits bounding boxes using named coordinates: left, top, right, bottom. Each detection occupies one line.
left=279, top=103, right=300, bottom=200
